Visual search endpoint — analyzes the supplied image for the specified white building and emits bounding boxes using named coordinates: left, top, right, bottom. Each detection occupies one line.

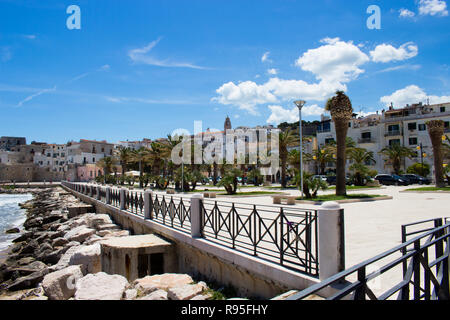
left=316, top=102, right=450, bottom=176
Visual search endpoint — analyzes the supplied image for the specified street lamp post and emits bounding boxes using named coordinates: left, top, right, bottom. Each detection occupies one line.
left=294, top=100, right=306, bottom=199
left=181, top=137, right=184, bottom=193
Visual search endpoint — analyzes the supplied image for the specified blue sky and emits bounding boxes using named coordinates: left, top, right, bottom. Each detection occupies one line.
left=0, top=0, right=449, bottom=144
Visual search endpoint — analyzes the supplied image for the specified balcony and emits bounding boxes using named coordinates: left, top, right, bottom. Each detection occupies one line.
left=385, top=130, right=402, bottom=137
left=358, top=138, right=375, bottom=144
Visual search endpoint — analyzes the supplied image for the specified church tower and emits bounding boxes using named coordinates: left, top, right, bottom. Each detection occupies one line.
left=224, top=115, right=232, bottom=131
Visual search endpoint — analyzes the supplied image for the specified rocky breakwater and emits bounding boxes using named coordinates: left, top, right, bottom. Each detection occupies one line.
left=0, top=187, right=220, bottom=301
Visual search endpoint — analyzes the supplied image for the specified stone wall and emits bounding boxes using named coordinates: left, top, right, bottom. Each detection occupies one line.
left=0, top=164, right=67, bottom=182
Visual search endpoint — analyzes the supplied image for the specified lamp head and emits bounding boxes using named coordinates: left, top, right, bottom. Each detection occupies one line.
left=294, top=100, right=306, bottom=109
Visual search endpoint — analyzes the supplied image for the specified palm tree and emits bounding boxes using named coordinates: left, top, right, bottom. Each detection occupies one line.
left=426, top=120, right=446, bottom=187
left=97, top=156, right=114, bottom=177
left=325, top=91, right=353, bottom=196
left=118, top=147, right=132, bottom=184
left=305, top=146, right=336, bottom=175
left=348, top=148, right=375, bottom=186
left=379, top=143, right=415, bottom=175
left=130, top=147, right=152, bottom=188
left=279, top=128, right=299, bottom=188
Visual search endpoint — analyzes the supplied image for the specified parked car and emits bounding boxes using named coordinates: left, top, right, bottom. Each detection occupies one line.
left=375, top=174, right=409, bottom=186
left=400, top=174, right=431, bottom=185
left=313, top=175, right=327, bottom=182
left=325, top=175, right=352, bottom=185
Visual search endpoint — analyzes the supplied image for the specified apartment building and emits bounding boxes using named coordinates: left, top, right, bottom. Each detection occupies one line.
left=33, top=144, right=68, bottom=173
left=316, top=102, right=450, bottom=176
left=0, top=136, right=26, bottom=151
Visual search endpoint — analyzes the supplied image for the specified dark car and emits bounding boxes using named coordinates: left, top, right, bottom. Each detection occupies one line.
left=326, top=175, right=352, bottom=185
left=375, top=174, right=409, bottom=186
left=400, top=174, right=431, bottom=185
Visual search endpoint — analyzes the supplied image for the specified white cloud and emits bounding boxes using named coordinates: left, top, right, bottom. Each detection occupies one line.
left=399, top=9, right=416, bottom=18
left=213, top=77, right=344, bottom=115
left=419, top=0, right=448, bottom=16
left=380, top=85, right=450, bottom=107
left=23, top=34, right=37, bottom=40
left=375, top=64, right=421, bottom=74
left=370, top=42, right=418, bottom=63
left=295, top=38, right=370, bottom=83
left=267, top=68, right=277, bottom=75
left=128, top=38, right=206, bottom=69
left=212, top=81, right=277, bottom=115
left=266, top=104, right=325, bottom=124
left=261, top=51, right=272, bottom=63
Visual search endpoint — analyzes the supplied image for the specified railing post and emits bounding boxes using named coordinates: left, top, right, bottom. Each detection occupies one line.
left=144, top=190, right=153, bottom=219
left=190, top=194, right=204, bottom=238
left=106, top=187, right=111, bottom=204
left=120, top=188, right=126, bottom=210
left=318, top=201, right=345, bottom=280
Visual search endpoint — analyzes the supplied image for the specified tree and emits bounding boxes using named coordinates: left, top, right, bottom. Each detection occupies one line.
left=379, top=144, right=415, bottom=175
left=294, top=171, right=328, bottom=199
left=279, top=128, right=299, bottom=188
left=325, top=91, right=353, bottom=196
left=218, top=166, right=242, bottom=195
left=96, top=156, right=116, bottom=184
left=407, top=163, right=431, bottom=177
left=305, top=146, right=335, bottom=175
left=117, top=147, right=132, bottom=184
left=130, top=147, right=152, bottom=188
left=348, top=147, right=375, bottom=186
left=247, top=167, right=263, bottom=186
left=426, top=120, right=446, bottom=187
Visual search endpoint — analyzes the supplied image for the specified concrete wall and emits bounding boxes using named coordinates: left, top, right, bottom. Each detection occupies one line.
left=63, top=185, right=322, bottom=299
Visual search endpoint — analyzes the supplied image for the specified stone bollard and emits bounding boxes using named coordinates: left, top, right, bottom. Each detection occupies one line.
left=190, top=194, right=204, bottom=238
left=120, top=188, right=126, bottom=210
left=144, top=190, right=153, bottom=220
left=318, top=201, right=345, bottom=280
left=106, top=187, right=111, bottom=204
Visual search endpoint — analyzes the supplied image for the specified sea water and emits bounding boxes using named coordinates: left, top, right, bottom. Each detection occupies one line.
left=0, top=194, right=33, bottom=251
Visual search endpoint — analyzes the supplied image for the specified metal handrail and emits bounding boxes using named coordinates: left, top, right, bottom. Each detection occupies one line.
left=287, top=221, right=450, bottom=300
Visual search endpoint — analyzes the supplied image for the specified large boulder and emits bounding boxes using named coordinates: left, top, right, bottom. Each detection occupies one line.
left=133, top=274, right=193, bottom=295
left=42, top=265, right=84, bottom=300
left=64, top=226, right=96, bottom=243
left=138, top=289, right=168, bottom=300
left=74, top=272, right=129, bottom=300
left=50, top=245, right=82, bottom=272
left=7, top=269, right=49, bottom=291
left=68, top=243, right=101, bottom=274
left=86, top=214, right=113, bottom=230
left=167, top=283, right=205, bottom=300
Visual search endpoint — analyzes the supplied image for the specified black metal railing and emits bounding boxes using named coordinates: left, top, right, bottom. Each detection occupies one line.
left=287, top=220, right=450, bottom=300
left=200, top=199, right=319, bottom=276
left=61, top=182, right=319, bottom=277
left=152, top=193, right=191, bottom=233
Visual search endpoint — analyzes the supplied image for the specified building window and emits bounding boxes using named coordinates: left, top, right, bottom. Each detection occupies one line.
left=418, top=124, right=426, bottom=131
left=361, top=132, right=371, bottom=139
left=441, top=107, right=446, bottom=113
left=408, top=122, right=417, bottom=131
left=409, top=137, right=418, bottom=145
left=445, top=121, right=450, bottom=128
left=325, top=138, right=335, bottom=144
left=389, top=139, right=401, bottom=146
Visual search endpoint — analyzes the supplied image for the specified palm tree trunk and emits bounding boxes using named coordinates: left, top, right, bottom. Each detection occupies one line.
left=139, top=160, right=143, bottom=188
left=429, top=128, right=445, bottom=187
left=281, top=155, right=287, bottom=188
left=335, top=120, right=348, bottom=196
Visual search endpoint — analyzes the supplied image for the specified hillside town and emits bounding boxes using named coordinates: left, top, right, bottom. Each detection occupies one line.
left=1, top=101, right=449, bottom=186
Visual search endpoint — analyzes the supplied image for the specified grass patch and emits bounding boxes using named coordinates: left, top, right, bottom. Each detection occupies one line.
left=218, top=191, right=282, bottom=196
left=296, top=194, right=385, bottom=201
left=405, top=186, right=450, bottom=192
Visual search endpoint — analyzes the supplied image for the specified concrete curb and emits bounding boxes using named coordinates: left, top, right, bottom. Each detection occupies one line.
left=400, top=190, right=450, bottom=194
left=295, top=195, right=393, bottom=205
